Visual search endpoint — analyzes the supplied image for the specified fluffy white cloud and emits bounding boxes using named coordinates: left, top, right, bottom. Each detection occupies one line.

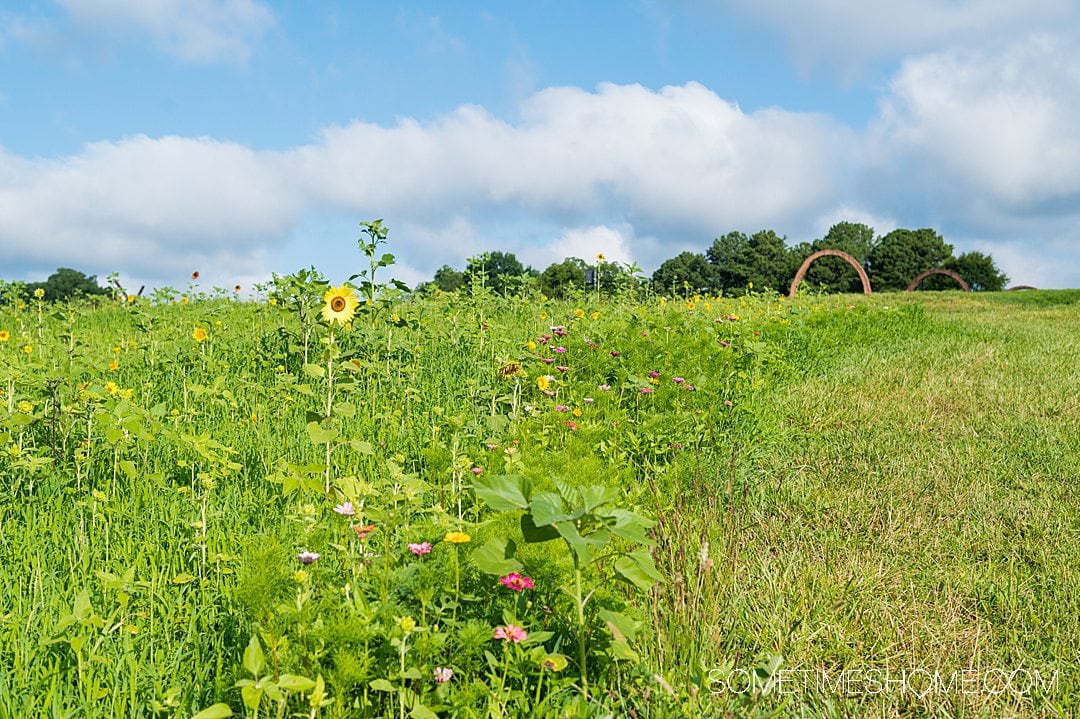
left=695, top=0, right=1075, bottom=74
left=515, top=224, right=637, bottom=271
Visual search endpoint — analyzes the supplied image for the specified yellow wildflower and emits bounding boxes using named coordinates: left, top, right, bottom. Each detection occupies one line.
left=444, top=531, right=471, bottom=544
left=0, top=330, right=9, bottom=342
left=19, top=401, right=32, bottom=414
left=321, top=285, right=358, bottom=326
left=104, top=381, right=119, bottom=395
left=34, top=288, right=45, bottom=298
left=526, top=341, right=537, bottom=351
left=192, top=327, right=208, bottom=342
left=574, top=309, right=585, bottom=318
left=109, top=359, right=119, bottom=371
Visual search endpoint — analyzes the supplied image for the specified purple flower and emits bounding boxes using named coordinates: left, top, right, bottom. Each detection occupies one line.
left=297, top=550, right=320, bottom=564
left=555, top=405, right=570, bottom=412
left=672, top=377, right=685, bottom=384
left=639, top=387, right=654, bottom=394
left=333, top=501, right=356, bottom=516
left=433, top=667, right=453, bottom=684
left=648, top=371, right=661, bottom=378
left=553, top=346, right=567, bottom=353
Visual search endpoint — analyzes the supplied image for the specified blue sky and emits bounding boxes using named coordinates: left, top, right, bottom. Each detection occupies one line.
left=2, top=1, right=1078, bottom=291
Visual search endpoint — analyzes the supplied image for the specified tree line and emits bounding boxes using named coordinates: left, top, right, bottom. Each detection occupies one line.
left=423, top=222, right=1009, bottom=297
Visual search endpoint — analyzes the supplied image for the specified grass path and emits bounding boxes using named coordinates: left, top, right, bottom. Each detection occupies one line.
left=708, top=292, right=1079, bottom=717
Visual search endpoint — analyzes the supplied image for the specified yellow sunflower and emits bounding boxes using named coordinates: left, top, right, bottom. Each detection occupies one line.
left=192, top=327, right=208, bottom=342
left=321, top=285, right=358, bottom=326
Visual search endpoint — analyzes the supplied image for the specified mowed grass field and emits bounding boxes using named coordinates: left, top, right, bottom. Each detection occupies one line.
left=0, top=284, right=1076, bottom=718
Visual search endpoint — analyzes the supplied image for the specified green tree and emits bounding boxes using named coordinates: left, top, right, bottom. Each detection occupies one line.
left=795, top=222, right=875, bottom=293
left=706, top=230, right=794, bottom=294
left=465, top=251, right=534, bottom=296
left=539, top=258, right=587, bottom=298
left=868, top=228, right=954, bottom=291
left=431, top=265, right=466, bottom=292
left=25, top=268, right=111, bottom=302
left=651, top=252, right=716, bottom=296
left=945, top=251, right=1008, bottom=292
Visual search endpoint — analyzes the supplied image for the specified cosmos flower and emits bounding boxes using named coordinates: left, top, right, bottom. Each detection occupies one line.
left=333, top=502, right=356, bottom=516
left=297, top=551, right=320, bottom=564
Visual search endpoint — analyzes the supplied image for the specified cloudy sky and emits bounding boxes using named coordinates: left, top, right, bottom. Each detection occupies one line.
left=2, top=1, right=1078, bottom=291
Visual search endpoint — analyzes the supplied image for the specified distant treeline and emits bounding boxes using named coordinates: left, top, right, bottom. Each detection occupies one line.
left=421, top=222, right=1009, bottom=297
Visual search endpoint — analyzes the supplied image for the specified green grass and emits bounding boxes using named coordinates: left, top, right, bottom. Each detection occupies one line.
left=0, top=287, right=1076, bottom=718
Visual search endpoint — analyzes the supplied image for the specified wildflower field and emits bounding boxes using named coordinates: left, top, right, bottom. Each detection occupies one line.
left=1, top=259, right=1077, bottom=717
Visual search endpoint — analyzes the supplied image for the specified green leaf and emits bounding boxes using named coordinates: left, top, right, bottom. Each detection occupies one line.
left=472, top=474, right=530, bottom=511
left=604, top=509, right=657, bottom=547
left=348, top=439, right=374, bottom=455
left=579, top=485, right=619, bottom=512
left=521, top=513, right=560, bottom=543
left=277, top=674, right=316, bottom=692
left=369, top=679, right=395, bottom=692
left=302, top=363, right=325, bottom=379
left=242, top=635, right=264, bottom=677
left=555, top=522, right=609, bottom=566
left=614, top=549, right=664, bottom=591
left=118, top=459, right=137, bottom=480
left=73, top=589, right=93, bottom=620
left=471, top=537, right=522, bottom=575
left=306, top=422, right=339, bottom=446
left=528, top=492, right=570, bottom=526
left=332, top=402, right=356, bottom=418
left=410, top=704, right=439, bottom=719
left=599, top=608, right=639, bottom=643
left=191, top=704, right=235, bottom=719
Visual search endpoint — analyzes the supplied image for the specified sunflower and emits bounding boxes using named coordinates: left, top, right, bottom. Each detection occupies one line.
left=321, top=285, right=358, bottom=326
left=34, top=288, right=45, bottom=298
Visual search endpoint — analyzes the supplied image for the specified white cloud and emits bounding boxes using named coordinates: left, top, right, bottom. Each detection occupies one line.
left=515, top=224, right=637, bottom=270
left=1, top=75, right=1078, bottom=289
left=43, top=0, right=274, bottom=63
left=694, top=0, right=1075, bottom=75
left=870, top=36, right=1080, bottom=213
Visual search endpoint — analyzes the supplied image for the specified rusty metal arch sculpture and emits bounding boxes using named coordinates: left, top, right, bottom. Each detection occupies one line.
left=1007, top=285, right=1038, bottom=291
left=905, top=268, right=969, bottom=292
left=788, top=249, right=872, bottom=297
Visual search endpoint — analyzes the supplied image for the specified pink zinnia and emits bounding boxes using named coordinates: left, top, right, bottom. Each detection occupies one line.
left=553, top=346, right=566, bottom=353
left=648, top=371, right=660, bottom=378
left=639, top=387, right=653, bottom=394
left=409, top=542, right=433, bottom=556
left=500, top=573, right=535, bottom=592
left=471, top=466, right=483, bottom=475
left=494, top=624, right=528, bottom=643
left=541, top=358, right=555, bottom=364
left=672, top=377, right=685, bottom=384
left=555, top=365, right=569, bottom=372
left=554, top=405, right=570, bottom=411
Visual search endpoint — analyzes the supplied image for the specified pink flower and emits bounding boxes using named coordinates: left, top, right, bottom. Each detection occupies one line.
left=433, top=666, right=453, bottom=684
left=333, top=501, right=356, bottom=516
left=487, top=443, right=498, bottom=450
left=297, top=551, right=319, bottom=564
left=554, top=405, right=570, bottom=412
left=672, top=377, right=685, bottom=384
left=555, top=365, right=569, bottom=372
left=639, top=387, right=654, bottom=394
left=648, top=371, right=660, bottom=378
left=472, top=466, right=483, bottom=476
left=499, top=573, right=535, bottom=592
left=543, top=390, right=555, bottom=397
left=494, top=624, right=528, bottom=643
left=609, top=351, right=620, bottom=357
left=553, top=346, right=566, bottom=353
left=583, top=397, right=594, bottom=404
left=598, top=384, right=611, bottom=391
left=719, top=341, right=731, bottom=348
left=541, top=358, right=555, bottom=364
left=408, top=542, right=433, bottom=556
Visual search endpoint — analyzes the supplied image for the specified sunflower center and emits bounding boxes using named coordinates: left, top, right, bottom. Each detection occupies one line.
left=331, top=297, right=346, bottom=312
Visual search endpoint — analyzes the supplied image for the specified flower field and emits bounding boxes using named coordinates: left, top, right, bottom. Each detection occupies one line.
left=1, top=264, right=1077, bottom=718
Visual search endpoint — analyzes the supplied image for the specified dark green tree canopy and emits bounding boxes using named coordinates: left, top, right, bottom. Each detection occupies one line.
left=945, top=251, right=1008, bottom=292
left=651, top=252, right=715, bottom=295
left=465, top=251, right=535, bottom=296
left=539, top=258, right=587, bottom=298
left=431, top=265, right=466, bottom=292
left=706, top=230, right=793, bottom=294
left=26, top=268, right=111, bottom=302
left=868, top=228, right=954, bottom=291
left=794, top=222, right=875, bottom=293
